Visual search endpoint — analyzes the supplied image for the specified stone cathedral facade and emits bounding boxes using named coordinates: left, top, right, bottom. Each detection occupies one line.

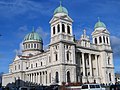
left=2, top=3, right=115, bottom=86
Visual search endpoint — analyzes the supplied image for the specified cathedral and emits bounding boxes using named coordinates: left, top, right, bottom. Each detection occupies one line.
left=2, top=3, right=115, bottom=86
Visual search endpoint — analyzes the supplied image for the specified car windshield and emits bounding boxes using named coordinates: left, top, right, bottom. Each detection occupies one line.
left=82, top=85, right=88, bottom=89
left=90, top=85, right=95, bottom=88
left=95, top=85, right=100, bottom=88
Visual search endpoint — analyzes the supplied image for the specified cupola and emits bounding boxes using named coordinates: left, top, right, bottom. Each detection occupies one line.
left=54, top=1, right=68, bottom=16
left=94, top=18, right=106, bottom=29
left=22, top=28, right=43, bottom=56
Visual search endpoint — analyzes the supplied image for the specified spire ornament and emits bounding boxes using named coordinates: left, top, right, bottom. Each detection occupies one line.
left=32, top=26, right=35, bottom=32
left=98, top=17, right=100, bottom=22
left=60, top=0, right=62, bottom=6
left=83, top=29, right=86, bottom=37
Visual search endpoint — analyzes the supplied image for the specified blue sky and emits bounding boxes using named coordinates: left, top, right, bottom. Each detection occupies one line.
left=0, top=0, right=120, bottom=73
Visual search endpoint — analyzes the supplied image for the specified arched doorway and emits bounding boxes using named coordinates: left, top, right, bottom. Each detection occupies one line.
left=55, top=72, right=59, bottom=83
left=67, top=71, right=71, bottom=82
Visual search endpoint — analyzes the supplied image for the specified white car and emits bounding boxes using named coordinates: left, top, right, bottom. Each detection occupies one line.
left=81, top=84, right=105, bottom=90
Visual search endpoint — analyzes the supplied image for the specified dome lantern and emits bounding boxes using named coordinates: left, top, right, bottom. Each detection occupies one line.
left=54, top=1, right=68, bottom=15
left=94, top=17, right=106, bottom=29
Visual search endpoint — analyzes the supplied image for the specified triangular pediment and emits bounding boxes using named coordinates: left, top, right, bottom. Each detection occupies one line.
left=13, top=55, right=21, bottom=61
left=49, top=15, right=73, bottom=24
left=92, top=29, right=110, bottom=35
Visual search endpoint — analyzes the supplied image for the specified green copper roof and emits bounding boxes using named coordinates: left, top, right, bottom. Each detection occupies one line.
left=94, top=19, right=106, bottom=29
left=24, top=30, right=43, bottom=42
left=54, top=3, right=68, bottom=15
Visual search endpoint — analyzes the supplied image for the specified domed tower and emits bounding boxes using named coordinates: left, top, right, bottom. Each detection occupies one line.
left=92, top=18, right=111, bottom=48
left=49, top=2, right=76, bottom=84
left=22, top=29, right=43, bottom=56
left=49, top=1, right=74, bottom=44
left=92, top=18, right=115, bottom=84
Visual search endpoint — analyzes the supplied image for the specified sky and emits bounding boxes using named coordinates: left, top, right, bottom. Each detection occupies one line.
left=0, top=0, right=120, bottom=73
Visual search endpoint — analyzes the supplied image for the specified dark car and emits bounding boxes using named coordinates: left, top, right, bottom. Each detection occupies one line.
left=110, top=84, right=120, bottom=90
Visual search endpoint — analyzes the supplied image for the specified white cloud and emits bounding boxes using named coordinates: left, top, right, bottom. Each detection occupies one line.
left=36, top=26, right=49, bottom=39
left=14, top=42, right=23, bottom=55
left=111, top=36, right=120, bottom=57
left=15, top=25, right=28, bottom=39
left=0, top=0, right=53, bottom=18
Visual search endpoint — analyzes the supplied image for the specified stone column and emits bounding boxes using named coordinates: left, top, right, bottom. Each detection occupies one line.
left=37, top=72, right=40, bottom=84
left=101, top=36, right=104, bottom=44
left=89, top=54, right=92, bottom=76
left=33, top=73, right=35, bottom=83
left=82, top=53, right=85, bottom=76
left=30, top=74, right=31, bottom=82
left=40, top=72, right=42, bottom=84
left=82, top=53, right=87, bottom=83
left=31, top=74, right=33, bottom=82
left=95, top=55, right=99, bottom=76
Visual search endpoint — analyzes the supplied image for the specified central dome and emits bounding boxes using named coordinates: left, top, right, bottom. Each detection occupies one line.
left=24, top=31, right=43, bottom=43
left=54, top=4, right=68, bottom=15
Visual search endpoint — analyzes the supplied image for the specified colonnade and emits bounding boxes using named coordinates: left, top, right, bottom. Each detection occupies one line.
left=81, top=52, right=100, bottom=83
left=25, top=71, right=48, bottom=85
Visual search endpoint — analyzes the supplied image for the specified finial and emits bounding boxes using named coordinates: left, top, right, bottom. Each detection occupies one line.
left=83, top=29, right=86, bottom=36
left=97, top=17, right=100, bottom=22
left=32, top=26, right=35, bottom=32
left=60, top=0, right=62, bottom=6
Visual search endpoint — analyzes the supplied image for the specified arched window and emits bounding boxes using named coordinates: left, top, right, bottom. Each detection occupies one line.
left=55, top=72, right=59, bottom=83
left=95, top=38, right=97, bottom=44
left=55, top=53, right=58, bottom=61
left=36, top=63, right=37, bottom=67
left=53, top=26, right=55, bottom=34
left=34, top=44, right=36, bottom=48
left=106, top=37, right=109, bottom=44
left=99, top=37, right=102, bottom=43
left=28, top=44, right=30, bottom=48
left=67, top=25, right=70, bottom=34
left=67, top=71, right=70, bottom=82
left=31, top=44, right=33, bottom=48
left=26, top=44, right=27, bottom=49
left=103, top=36, right=105, bottom=43
left=62, top=24, right=65, bottom=32
left=41, top=62, right=42, bottom=66
left=108, top=57, right=110, bottom=65
left=18, top=65, right=20, bottom=69
left=57, top=24, right=60, bottom=33
left=15, top=65, right=16, bottom=70
left=67, top=52, right=69, bottom=61
left=109, top=73, right=111, bottom=81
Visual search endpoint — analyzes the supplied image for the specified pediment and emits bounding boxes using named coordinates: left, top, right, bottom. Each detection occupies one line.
left=49, top=15, right=73, bottom=24
left=92, top=29, right=110, bottom=35
left=13, top=55, right=21, bottom=61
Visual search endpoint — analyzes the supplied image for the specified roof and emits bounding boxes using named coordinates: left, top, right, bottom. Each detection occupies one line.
left=94, top=18, right=106, bottom=29
left=24, top=30, right=43, bottom=43
left=54, top=2, right=68, bottom=15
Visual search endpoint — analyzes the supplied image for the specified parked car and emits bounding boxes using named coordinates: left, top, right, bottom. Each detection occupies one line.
left=81, top=84, right=105, bottom=90
left=110, top=84, right=120, bottom=90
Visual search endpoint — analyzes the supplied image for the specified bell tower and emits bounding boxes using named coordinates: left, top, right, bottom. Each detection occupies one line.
left=92, top=18, right=111, bottom=50
left=49, top=2, right=74, bottom=44
left=48, top=2, right=77, bottom=84
left=92, top=18, right=115, bottom=84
